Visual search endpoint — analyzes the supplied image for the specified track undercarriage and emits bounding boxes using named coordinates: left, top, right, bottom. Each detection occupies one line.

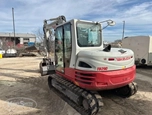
left=48, top=74, right=138, bottom=115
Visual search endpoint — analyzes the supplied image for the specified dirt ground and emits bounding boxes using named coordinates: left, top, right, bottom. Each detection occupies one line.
left=0, top=57, right=152, bottom=115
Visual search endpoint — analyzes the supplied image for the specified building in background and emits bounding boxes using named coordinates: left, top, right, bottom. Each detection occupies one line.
left=0, top=32, right=36, bottom=50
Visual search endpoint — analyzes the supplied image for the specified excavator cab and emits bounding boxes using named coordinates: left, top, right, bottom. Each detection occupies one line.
left=54, top=20, right=104, bottom=73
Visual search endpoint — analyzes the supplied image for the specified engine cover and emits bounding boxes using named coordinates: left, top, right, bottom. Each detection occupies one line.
left=76, top=48, right=134, bottom=71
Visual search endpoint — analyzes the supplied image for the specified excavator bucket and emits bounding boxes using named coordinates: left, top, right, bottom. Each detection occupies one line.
left=39, top=58, right=55, bottom=76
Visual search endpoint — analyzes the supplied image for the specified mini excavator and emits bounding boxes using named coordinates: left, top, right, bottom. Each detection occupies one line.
left=39, top=15, right=138, bottom=115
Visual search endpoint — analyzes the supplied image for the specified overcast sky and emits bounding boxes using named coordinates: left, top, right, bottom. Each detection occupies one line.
left=0, top=0, right=152, bottom=41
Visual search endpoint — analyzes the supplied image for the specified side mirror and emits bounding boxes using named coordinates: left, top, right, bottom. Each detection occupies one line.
left=99, top=20, right=116, bottom=30
left=107, top=20, right=116, bottom=26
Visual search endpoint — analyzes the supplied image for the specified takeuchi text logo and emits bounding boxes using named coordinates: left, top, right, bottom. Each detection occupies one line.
left=116, top=56, right=132, bottom=61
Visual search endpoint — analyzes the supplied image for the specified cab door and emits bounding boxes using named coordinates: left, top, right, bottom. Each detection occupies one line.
left=55, top=26, right=64, bottom=72
left=55, top=23, right=72, bottom=73
left=63, top=23, right=72, bottom=68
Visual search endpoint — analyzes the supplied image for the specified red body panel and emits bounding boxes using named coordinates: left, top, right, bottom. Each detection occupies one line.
left=56, top=65, right=136, bottom=90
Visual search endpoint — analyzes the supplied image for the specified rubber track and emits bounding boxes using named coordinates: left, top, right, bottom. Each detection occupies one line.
left=115, top=82, right=138, bottom=98
left=49, top=74, right=103, bottom=115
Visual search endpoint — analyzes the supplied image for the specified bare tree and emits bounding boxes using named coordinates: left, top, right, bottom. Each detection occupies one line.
left=33, top=28, right=55, bottom=53
left=33, top=28, right=44, bottom=43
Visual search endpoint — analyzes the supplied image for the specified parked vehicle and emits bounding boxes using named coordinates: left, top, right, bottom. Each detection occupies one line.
left=4, top=48, right=17, bottom=57
left=122, top=36, right=152, bottom=66
left=0, top=48, right=5, bottom=54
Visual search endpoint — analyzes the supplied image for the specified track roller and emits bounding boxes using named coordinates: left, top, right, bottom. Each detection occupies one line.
left=115, top=82, right=138, bottom=98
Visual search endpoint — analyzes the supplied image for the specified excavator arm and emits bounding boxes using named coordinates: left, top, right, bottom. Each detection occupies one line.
left=43, top=15, right=66, bottom=58
left=39, top=15, right=66, bottom=76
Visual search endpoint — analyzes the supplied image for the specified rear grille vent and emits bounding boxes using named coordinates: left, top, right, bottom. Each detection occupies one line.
left=75, top=71, right=95, bottom=85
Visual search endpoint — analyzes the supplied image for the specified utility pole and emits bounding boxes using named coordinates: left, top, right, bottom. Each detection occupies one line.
left=12, top=8, right=16, bottom=48
left=122, top=21, right=125, bottom=40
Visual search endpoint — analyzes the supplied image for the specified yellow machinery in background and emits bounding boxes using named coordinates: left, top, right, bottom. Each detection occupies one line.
left=0, top=53, right=2, bottom=58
